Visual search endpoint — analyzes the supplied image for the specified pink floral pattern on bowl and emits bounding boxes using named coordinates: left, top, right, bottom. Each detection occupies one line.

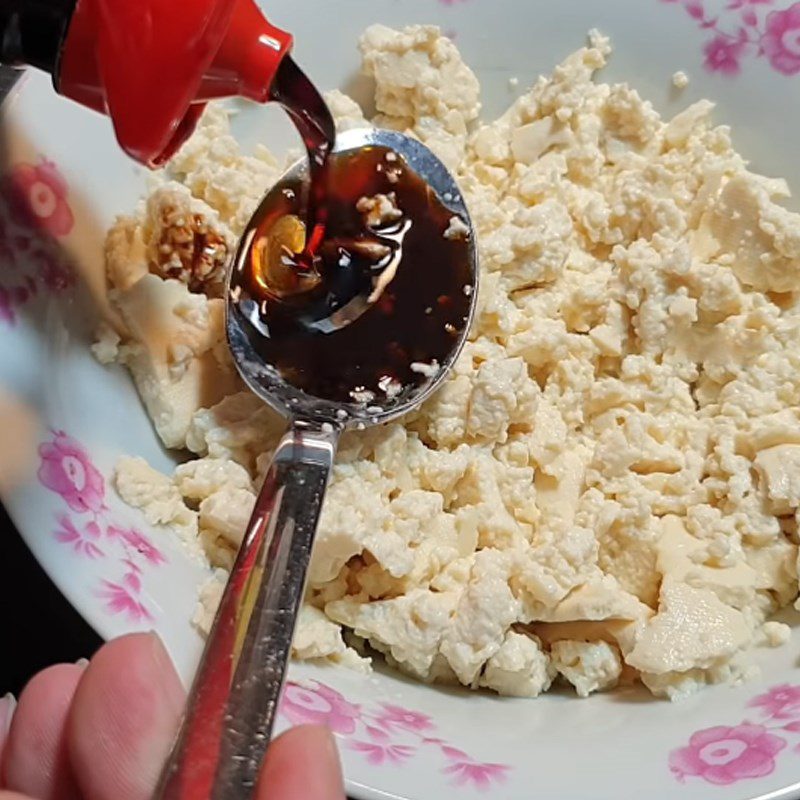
left=670, top=683, right=800, bottom=785
left=39, top=432, right=106, bottom=514
left=280, top=679, right=510, bottom=791
left=7, top=159, right=74, bottom=237
left=37, top=430, right=165, bottom=621
left=0, top=157, right=74, bottom=325
left=282, top=679, right=362, bottom=734
left=662, top=0, right=800, bottom=75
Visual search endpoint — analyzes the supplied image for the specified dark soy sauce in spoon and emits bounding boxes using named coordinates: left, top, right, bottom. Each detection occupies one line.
left=236, top=58, right=473, bottom=406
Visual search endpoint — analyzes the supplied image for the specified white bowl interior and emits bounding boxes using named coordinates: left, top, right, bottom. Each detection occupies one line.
left=3, top=2, right=800, bottom=799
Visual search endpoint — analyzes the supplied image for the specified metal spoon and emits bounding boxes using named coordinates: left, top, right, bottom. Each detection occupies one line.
left=154, top=127, right=478, bottom=799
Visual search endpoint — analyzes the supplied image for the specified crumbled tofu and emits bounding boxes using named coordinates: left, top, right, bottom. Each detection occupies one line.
left=378, top=374, right=403, bottom=398
left=349, top=387, right=376, bottom=404
left=105, top=215, right=148, bottom=291
left=356, top=193, right=403, bottom=227
left=185, top=392, right=284, bottom=468
left=703, top=175, right=800, bottom=293
left=443, top=215, right=470, bottom=240
left=763, top=620, right=792, bottom=647
left=324, top=89, right=372, bottom=132
left=550, top=640, right=623, bottom=697
left=478, top=632, right=556, bottom=697
left=755, top=445, right=800, bottom=515
left=109, top=27, right=800, bottom=700
left=167, top=104, right=283, bottom=236
left=115, top=456, right=190, bottom=528
left=174, top=457, right=253, bottom=501
left=440, top=549, right=522, bottom=684
left=114, top=456, right=204, bottom=560
left=530, top=575, right=653, bottom=657
left=198, top=486, right=256, bottom=548
left=410, top=360, right=440, bottom=379
left=359, top=24, right=480, bottom=171
left=672, top=70, right=689, bottom=89
left=326, top=589, right=462, bottom=680
left=627, top=580, right=752, bottom=687
left=110, top=274, right=240, bottom=448
left=90, top=322, right=121, bottom=364
left=142, top=183, right=234, bottom=295
left=292, top=605, right=370, bottom=671
left=511, top=116, right=573, bottom=164
left=192, top=568, right=227, bottom=634
left=293, top=604, right=347, bottom=659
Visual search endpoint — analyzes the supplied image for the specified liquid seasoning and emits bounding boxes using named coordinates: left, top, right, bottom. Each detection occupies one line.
left=238, top=145, right=472, bottom=405
left=269, top=55, right=336, bottom=259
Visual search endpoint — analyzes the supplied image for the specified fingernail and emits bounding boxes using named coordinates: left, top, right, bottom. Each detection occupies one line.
left=0, top=692, right=16, bottom=736
left=76, top=658, right=90, bottom=669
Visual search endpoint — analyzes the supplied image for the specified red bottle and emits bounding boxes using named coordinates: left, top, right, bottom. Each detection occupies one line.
left=0, top=0, right=293, bottom=167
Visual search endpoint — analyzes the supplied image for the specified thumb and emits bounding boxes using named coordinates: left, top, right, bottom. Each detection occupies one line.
left=256, top=726, right=345, bottom=800
left=67, top=632, right=185, bottom=800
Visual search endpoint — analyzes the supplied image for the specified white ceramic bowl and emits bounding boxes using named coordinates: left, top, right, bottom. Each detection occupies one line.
left=4, top=1, right=800, bottom=798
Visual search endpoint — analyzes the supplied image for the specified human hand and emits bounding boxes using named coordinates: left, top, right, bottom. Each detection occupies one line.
left=0, top=632, right=345, bottom=800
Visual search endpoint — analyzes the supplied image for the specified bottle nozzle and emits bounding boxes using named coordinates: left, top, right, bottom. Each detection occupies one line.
left=204, top=0, right=293, bottom=103
left=57, top=0, right=292, bottom=167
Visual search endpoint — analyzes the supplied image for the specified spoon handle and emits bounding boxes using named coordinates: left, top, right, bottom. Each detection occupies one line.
left=153, top=421, right=340, bottom=800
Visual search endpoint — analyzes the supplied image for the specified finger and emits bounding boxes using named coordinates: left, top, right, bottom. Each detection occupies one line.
left=0, top=694, right=15, bottom=771
left=256, top=725, right=345, bottom=800
left=67, top=631, right=184, bottom=800
left=0, top=792, right=34, bottom=800
left=1, top=665, right=83, bottom=799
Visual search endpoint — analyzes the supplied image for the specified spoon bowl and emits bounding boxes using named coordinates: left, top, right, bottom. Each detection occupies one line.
left=154, top=128, right=478, bottom=800
left=227, top=127, right=479, bottom=428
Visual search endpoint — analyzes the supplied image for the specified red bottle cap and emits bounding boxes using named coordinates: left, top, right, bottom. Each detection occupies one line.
left=58, top=0, right=292, bottom=166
